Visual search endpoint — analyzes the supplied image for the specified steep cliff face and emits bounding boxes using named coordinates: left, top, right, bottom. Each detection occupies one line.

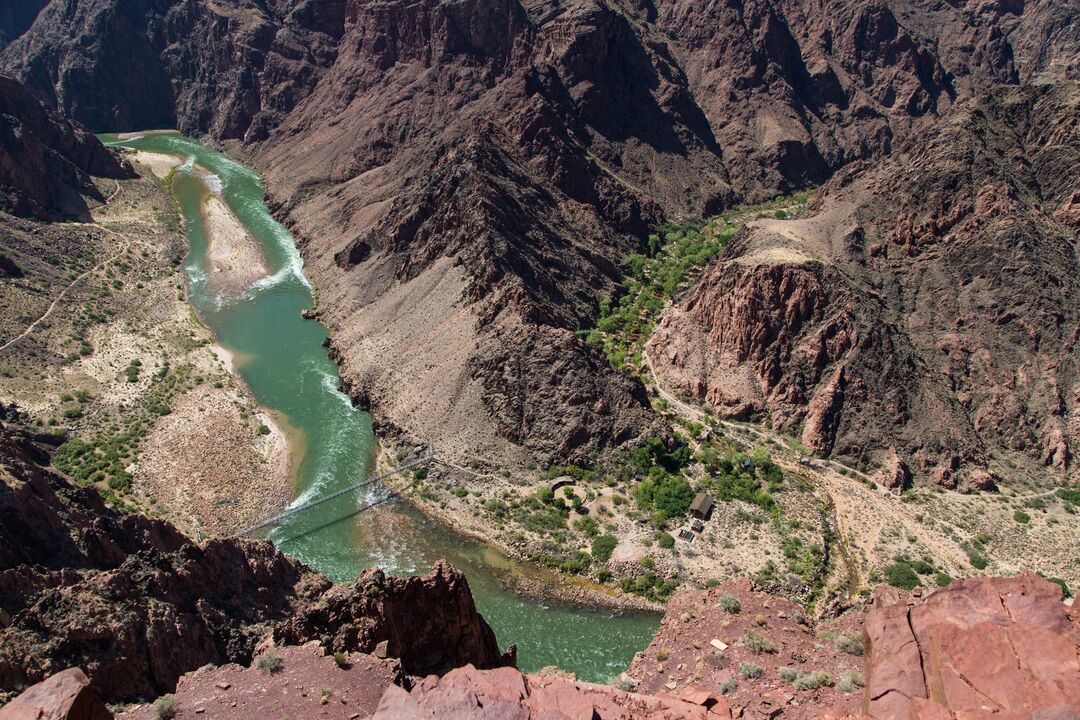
left=260, top=0, right=706, bottom=466
left=0, top=423, right=509, bottom=704
left=648, top=83, right=1080, bottom=485
left=258, top=0, right=1077, bottom=468
left=0, top=0, right=48, bottom=51
left=0, top=0, right=344, bottom=139
left=0, top=74, right=129, bottom=218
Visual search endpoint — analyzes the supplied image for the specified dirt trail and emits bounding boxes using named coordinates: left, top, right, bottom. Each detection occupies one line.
left=0, top=181, right=130, bottom=354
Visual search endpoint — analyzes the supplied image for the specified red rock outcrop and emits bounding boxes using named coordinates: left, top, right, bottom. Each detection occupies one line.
left=0, top=423, right=510, bottom=704
left=357, top=573, right=1078, bottom=720
left=648, top=82, right=1080, bottom=482
left=627, top=578, right=865, bottom=718
left=0, top=74, right=130, bottom=218
left=0, top=668, right=111, bottom=720
left=863, top=572, right=1080, bottom=719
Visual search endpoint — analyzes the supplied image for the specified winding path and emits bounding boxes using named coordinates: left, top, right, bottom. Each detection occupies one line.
left=0, top=181, right=129, bottom=354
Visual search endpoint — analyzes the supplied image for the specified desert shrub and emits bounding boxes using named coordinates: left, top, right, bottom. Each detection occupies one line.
left=657, top=532, right=675, bottom=549
left=333, top=651, right=349, bottom=669
left=256, top=650, right=283, bottom=674
left=717, top=595, right=741, bottom=613
left=934, top=572, right=953, bottom=588
left=741, top=630, right=776, bottom=654
left=909, top=559, right=935, bottom=575
left=1056, top=487, right=1080, bottom=505
left=574, top=515, right=600, bottom=537
left=778, top=667, right=800, bottom=683
left=718, top=678, right=738, bottom=695
left=834, top=633, right=864, bottom=656
left=884, top=562, right=920, bottom=590
left=155, top=695, right=179, bottom=720
left=413, top=467, right=428, bottom=481
left=792, top=670, right=833, bottom=690
left=968, top=552, right=988, bottom=570
left=837, top=671, right=865, bottom=693
left=591, top=534, right=617, bottom=562
left=739, top=662, right=763, bottom=679
left=1013, top=510, right=1030, bottom=524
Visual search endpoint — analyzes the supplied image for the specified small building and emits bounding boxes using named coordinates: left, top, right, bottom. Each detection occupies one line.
left=689, top=492, right=714, bottom=519
left=691, top=519, right=704, bottom=533
left=678, top=529, right=695, bottom=542
left=549, top=476, right=576, bottom=493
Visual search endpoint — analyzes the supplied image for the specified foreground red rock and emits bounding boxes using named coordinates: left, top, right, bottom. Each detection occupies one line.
left=863, top=572, right=1080, bottom=719
left=275, top=562, right=515, bottom=676
left=0, top=668, right=111, bottom=720
left=120, top=644, right=400, bottom=720
left=373, top=664, right=732, bottom=719
left=358, top=573, right=1079, bottom=719
left=628, top=579, right=864, bottom=718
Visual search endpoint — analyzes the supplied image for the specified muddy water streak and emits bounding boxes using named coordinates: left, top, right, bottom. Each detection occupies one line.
left=101, top=132, right=659, bottom=681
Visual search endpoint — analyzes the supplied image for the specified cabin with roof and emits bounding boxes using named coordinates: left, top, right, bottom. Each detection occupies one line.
left=689, top=492, right=714, bottom=519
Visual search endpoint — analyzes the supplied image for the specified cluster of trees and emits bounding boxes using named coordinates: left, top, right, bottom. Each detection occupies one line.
left=630, top=436, right=694, bottom=528
left=585, top=221, right=739, bottom=371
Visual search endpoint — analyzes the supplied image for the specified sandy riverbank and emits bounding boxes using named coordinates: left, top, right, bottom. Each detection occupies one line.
left=133, top=150, right=183, bottom=180
left=203, top=195, right=270, bottom=294
left=139, top=386, right=293, bottom=537
left=116, top=130, right=178, bottom=140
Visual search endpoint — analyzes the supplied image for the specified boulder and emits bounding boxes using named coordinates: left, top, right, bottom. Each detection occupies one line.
left=0, top=668, right=111, bottom=720
left=863, top=573, right=1080, bottom=718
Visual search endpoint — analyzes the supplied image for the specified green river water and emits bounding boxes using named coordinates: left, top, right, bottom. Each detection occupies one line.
left=101, top=132, right=659, bottom=682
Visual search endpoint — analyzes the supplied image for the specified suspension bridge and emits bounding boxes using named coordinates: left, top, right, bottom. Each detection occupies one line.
left=239, top=449, right=434, bottom=537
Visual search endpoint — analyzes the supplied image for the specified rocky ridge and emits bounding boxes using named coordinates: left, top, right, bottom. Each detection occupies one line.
left=0, top=73, right=129, bottom=219
left=0, top=422, right=510, bottom=705
left=647, top=82, right=1080, bottom=484
left=0, top=0, right=344, bottom=140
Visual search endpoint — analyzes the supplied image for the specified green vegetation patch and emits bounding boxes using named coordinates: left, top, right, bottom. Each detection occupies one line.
left=583, top=192, right=813, bottom=374
left=591, top=534, right=617, bottom=562
left=53, top=363, right=195, bottom=506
